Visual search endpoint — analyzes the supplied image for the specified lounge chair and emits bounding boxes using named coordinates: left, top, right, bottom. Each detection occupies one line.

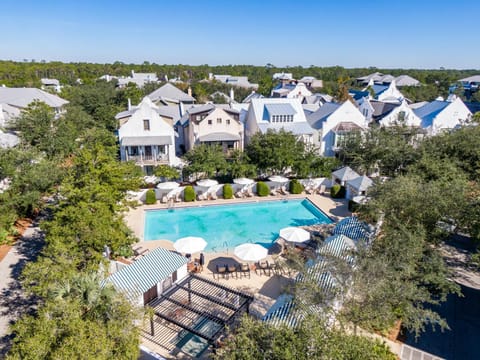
left=237, top=263, right=251, bottom=278
left=244, top=184, right=255, bottom=197
left=270, top=188, right=279, bottom=196
left=197, top=191, right=206, bottom=201
left=133, top=247, right=149, bottom=260
left=235, top=190, right=245, bottom=198
left=279, top=186, right=290, bottom=195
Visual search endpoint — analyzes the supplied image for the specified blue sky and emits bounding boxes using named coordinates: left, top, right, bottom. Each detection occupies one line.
left=0, top=0, right=478, bottom=69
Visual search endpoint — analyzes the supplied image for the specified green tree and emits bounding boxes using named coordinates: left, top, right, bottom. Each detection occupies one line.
left=182, top=144, right=228, bottom=179
left=153, top=164, right=179, bottom=180
left=246, top=129, right=305, bottom=175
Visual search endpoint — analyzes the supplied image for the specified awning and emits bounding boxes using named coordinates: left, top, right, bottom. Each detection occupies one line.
left=121, top=136, right=172, bottom=146
left=198, top=132, right=240, bottom=142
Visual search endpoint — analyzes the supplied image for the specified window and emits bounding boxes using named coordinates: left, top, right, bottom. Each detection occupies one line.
left=208, top=119, right=213, bottom=125
left=226, top=119, right=231, bottom=125
left=398, top=111, right=406, bottom=122
left=196, top=115, right=202, bottom=121
left=143, top=119, right=150, bottom=131
left=217, top=118, right=222, bottom=124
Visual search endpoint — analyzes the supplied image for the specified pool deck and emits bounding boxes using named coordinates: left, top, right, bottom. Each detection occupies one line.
left=125, top=193, right=350, bottom=359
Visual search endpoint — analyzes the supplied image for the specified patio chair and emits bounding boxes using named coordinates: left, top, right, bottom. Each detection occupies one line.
left=279, top=186, right=290, bottom=195
left=197, top=191, right=206, bottom=201
left=237, top=263, right=251, bottom=278
left=227, top=264, right=238, bottom=278
left=270, top=188, right=279, bottom=196
left=235, top=190, right=245, bottom=198
left=216, top=264, right=227, bottom=279
left=256, top=260, right=271, bottom=276
left=244, top=184, right=254, bottom=197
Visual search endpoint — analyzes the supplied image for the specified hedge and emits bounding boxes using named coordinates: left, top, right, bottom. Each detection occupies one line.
left=223, top=184, right=233, bottom=199
left=330, top=184, right=346, bottom=198
left=289, top=179, right=304, bottom=194
left=257, top=181, right=269, bottom=197
left=184, top=185, right=195, bottom=202
left=145, top=189, right=157, bottom=205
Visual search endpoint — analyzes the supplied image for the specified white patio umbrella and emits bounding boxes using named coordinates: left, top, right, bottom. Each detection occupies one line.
left=233, top=178, right=254, bottom=185
left=174, top=236, right=207, bottom=254
left=233, top=243, right=268, bottom=262
left=279, top=227, right=311, bottom=243
left=156, top=181, right=180, bottom=190
left=197, top=179, right=219, bottom=187
left=268, top=175, right=289, bottom=183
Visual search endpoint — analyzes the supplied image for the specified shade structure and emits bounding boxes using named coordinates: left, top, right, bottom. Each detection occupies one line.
left=279, top=227, right=311, bottom=243
left=156, top=181, right=180, bottom=190
left=174, top=236, right=207, bottom=254
left=197, top=179, right=219, bottom=187
left=269, top=175, right=289, bottom=183
left=234, top=243, right=268, bottom=262
left=233, top=177, right=254, bottom=185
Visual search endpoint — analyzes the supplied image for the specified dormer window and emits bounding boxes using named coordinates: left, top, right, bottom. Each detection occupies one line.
left=143, top=119, right=150, bottom=131
left=265, top=103, right=296, bottom=123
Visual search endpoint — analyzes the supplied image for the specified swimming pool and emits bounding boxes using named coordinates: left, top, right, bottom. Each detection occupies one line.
left=144, top=198, right=332, bottom=251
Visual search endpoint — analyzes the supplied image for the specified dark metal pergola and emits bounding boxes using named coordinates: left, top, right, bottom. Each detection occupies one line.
left=147, top=274, right=254, bottom=345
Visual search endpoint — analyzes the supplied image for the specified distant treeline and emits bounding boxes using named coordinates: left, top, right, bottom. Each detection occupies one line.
left=0, top=60, right=478, bottom=88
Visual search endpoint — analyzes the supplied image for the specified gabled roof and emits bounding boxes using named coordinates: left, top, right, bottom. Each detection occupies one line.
left=148, top=83, right=195, bottom=103
left=0, top=87, right=68, bottom=108
left=346, top=175, right=373, bottom=192
left=349, top=89, right=370, bottom=101
left=459, top=75, right=480, bottom=83
left=395, top=75, right=420, bottom=87
left=413, top=100, right=450, bottom=128
left=242, top=92, right=264, bottom=103
left=332, top=121, right=363, bottom=132
left=332, top=166, right=359, bottom=182
left=104, top=248, right=188, bottom=302
left=369, top=100, right=399, bottom=118
left=306, top=103, right=341, bottom=129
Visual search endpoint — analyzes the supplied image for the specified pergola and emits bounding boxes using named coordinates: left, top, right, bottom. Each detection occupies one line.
left=146, top=274, right=254, bottom=348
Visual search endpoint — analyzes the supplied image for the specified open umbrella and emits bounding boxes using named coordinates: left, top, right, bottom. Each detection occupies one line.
left=268, top=175, right=289, bottom=183
left=233, top=177, right=254, bottom=185
left=279, top=227, right=310, bottom=243
left=174, top=236, right=207, bottom=254
left=233, top=243, right=268, bottom=262
left=156, top=181, right=180, bottom=190
left=197, top=179, right=219, bottom=187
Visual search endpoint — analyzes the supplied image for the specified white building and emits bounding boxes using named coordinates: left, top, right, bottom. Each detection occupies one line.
left=413, top=96, right=472, bottom=135
left=0, top=87, right=69, bottom=127
left=307, top=101, right=367, bottom=157
left=116, top=97, right=178, bottom=174
left=244, top=98, right=315, bottom=146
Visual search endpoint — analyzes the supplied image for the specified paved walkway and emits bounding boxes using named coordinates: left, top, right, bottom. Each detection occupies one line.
left=0, top=221, right=44, bottom=356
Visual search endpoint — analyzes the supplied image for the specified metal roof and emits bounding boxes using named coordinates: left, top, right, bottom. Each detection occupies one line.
left=346, top=175, right=373, bottom=192
left=198, top=132, right=241, bottom=142
left=258, top=121, right=314, bottom=135
left=265, top=103, right=297, bottom=116
left=148, top=83, right=196, bottom=103
left=104, top=248, right=188, bottom=301
left=332, top=166, right=360, bottom=182
left=0, top=87, right=68, bottom=108
left=413, top=100, right=450, bottom=128
left=306, top=103, right=340, bottom=129
left=120, top=136, right=172, bottom=146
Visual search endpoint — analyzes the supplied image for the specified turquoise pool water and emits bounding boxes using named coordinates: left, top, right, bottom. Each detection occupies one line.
left=144, top=199, right=332, bottom=251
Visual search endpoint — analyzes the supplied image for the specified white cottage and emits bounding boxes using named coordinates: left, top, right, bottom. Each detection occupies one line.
left=413, top=96, right=472, bottom=135
left=307, top=101, right=366, bottom=157
left=116, top=97, right=177, bottom=174
left=244, top=98, right=315, bottom=146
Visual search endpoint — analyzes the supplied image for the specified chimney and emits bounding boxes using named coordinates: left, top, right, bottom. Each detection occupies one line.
left=127, top=98, right=131, bottom=110
left=208, top=73, right=213, bottom=80
left=187, top=86, right=192, bottom=97
left=179, top=102, right=185, bottom=117
left=230, top=88, right=234, bottom=102
left=131, top=70, right=135, bottom=77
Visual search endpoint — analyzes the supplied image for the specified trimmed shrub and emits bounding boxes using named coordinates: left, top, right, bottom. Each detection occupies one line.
left=223, top=184, right=233, bottom=199
left=256, top=181, right=269, bottom=197
left=145, top=189, right=157, bottom=205
left=330, top=184, right=346, bottom=198
left=184, top=185, right=195, bottom=202
left=289, top=179, right=304, bottom=194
